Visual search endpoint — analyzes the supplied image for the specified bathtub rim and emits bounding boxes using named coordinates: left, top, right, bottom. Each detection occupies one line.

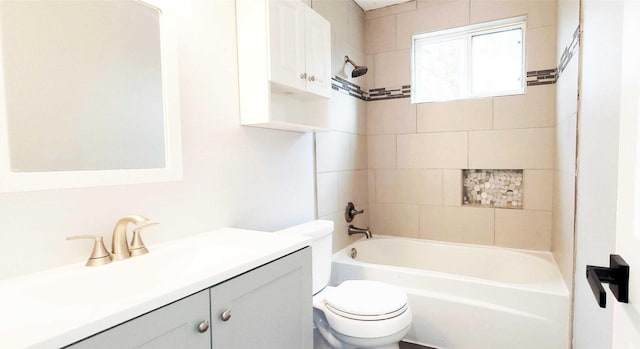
left=332, top=235, right=570, bottom=297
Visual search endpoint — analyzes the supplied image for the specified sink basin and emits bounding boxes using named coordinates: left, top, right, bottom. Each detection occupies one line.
left=0, top=228, right=310, bottom=349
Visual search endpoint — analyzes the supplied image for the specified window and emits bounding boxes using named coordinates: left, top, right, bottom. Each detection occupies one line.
left=411, top=17, right=526, bottom=104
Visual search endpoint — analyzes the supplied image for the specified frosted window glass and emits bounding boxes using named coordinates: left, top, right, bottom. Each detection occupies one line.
left=471, top=28, right=523, bottom=96
left=414, top=37, right=466, bottom=102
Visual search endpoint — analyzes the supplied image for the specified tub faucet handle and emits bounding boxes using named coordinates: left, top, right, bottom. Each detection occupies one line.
left=345, top=202, right=364, bottom=223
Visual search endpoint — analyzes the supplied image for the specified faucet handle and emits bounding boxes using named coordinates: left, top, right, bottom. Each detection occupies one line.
left=67, top=235, right=113, bottom=267
left=129, top=221, right=159, bottom=257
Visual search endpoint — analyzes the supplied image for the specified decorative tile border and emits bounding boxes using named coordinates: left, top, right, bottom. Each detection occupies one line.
left=463, top=169, right=524, bottom=209
left=331, top=76, right=411, bottom=101
left=527, top=69, right=557, bottom=86
left=332, top=62, right=561, bottom=101
left=331, top=76, right=368, bottom=101
left=558, top=25, right=580, bottom=76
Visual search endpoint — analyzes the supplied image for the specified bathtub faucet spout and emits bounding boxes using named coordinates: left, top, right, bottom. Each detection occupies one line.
left=348, top=225, right=372, bottom=239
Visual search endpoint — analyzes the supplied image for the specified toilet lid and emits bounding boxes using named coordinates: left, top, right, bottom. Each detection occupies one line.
left=324, top=280, right=407, bottom=318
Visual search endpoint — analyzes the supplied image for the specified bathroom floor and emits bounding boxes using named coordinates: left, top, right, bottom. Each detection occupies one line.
left=400, top=341, right=435, bottom=349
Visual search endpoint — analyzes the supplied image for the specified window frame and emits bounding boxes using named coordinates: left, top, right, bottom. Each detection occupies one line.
left=411, top=16, right=527, bottom=104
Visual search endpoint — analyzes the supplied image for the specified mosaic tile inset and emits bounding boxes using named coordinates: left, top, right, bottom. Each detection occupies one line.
left=463, top=169, right=524, bottom=209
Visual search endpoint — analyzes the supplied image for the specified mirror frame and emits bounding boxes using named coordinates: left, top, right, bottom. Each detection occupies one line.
left=0, top=0, right=182, bottom=193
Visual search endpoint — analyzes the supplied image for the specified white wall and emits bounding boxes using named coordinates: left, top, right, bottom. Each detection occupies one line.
left=573, top=0, right=624, bottom=347
left=0, top=0, right=315, bottom=280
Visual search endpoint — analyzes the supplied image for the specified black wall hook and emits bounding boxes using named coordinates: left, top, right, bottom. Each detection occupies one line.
left=586, top=254, right=629, bottom=308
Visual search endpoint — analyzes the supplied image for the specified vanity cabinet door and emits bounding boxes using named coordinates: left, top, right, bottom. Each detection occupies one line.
left=64, top=290, right=210, bottom=349
left=210, top=247, right=312, bottom=349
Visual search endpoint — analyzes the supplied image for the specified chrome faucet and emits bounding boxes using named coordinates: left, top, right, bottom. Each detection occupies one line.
left=111, top=215, right=156, bottom=260
left=348, top=224, right=372, bottom=239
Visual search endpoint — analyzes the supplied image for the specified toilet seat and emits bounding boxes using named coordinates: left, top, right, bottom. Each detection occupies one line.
left=324, top=280, right=408, bottom=321
left=313, top=280, right=412, bottom=339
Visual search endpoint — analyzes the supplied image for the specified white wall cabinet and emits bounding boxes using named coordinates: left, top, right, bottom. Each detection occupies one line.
left=65, top=248, right=312, bottom=349
left=236, top=0, right=331, bottom=132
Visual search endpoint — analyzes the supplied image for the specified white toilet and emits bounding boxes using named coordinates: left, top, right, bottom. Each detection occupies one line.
left=277, top=220, right=412, bottom=349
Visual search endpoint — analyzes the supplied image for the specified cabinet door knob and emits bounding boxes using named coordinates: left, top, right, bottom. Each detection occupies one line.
left=300, top=73, right=307, bottom=80
left=197, top=320, right=209, bottom=333
left=308, top=75, right=315, bottom=82
left=220, top=310, right=231, bottom=321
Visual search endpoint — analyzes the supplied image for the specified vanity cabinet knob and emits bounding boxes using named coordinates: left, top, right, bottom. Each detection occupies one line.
left=220, top=310, right=231, bottom=321
left=66, top=235, right=112, bottom=267
left=300, top=73, right=307, bottom=80
left=197, top=320, right=210, bottom=333
left=308, top=75, right=315, bottom=82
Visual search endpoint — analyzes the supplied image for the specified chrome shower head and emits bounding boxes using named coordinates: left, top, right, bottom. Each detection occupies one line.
left=344, top=55, right=368, bottom=78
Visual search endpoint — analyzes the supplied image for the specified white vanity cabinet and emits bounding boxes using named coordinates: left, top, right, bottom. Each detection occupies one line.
left=65, top=248, right=312, bottom=349
left=236, top=0, right=331, bottom=132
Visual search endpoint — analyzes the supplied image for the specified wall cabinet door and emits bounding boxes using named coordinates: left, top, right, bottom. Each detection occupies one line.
left=65, top=290, right=211, bottom=349
left=269, top=0, right=306, bottom=91
left=303, top=8, right=331, bottom=98
left=268, top=0, right=330, bottom=97
left=210, top=248, right=312, bottom=349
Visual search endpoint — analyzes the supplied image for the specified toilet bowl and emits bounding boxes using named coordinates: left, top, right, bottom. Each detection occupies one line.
left=276, top=220, right=412, bottom=349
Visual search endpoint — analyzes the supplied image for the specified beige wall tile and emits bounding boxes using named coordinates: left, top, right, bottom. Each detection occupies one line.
left=494, top=85, right=556, bottom=129
left=367, top=98, right=417, bottom=135
left=396, top=0, right=470, bottom=49
left=397, top=132, right=468, bottom=168
left=365, top=1, right=417, bottom=20
left=419, top=206, right=495, bottom=244
left=328, top=91, right=367, bottom=134
left=351, top=134, right=368, bottom=170
left=556, top=57, right=579, bottom=124
left=347, top=1, right=366, bottom=52
left=443, top=169, right=462, bottom=206
left=365, top=15, right=397, bottom=54
left=370, top=203, right=420, bottom=237
left=528, top=0, right=557, bottom=29
left=373, top=49, right=411, bottom=87
left=527, top=26, right=557, bottom=71
left=524, top=169, right=553, bottom=210
left=317, top=172, right=339, bottom=217
left=417, top=98, right=493, bottom=132
left=368, top=170, right=377, bottom=204
left=555, top=113, right=577, bottom=174
left=468, top=128, right=554, bottom=169
left=338, top=170, right=369, bottom=207
left=316, top=131, right=352, bottom=172
left=417, top=0, right=466, bottom=8
left=552, top=171, right=576, bottom=288
left=368, top=134, right=397, bottom=168
left=376, top=169, right=443, bottom=205
left=470, top=0, right=528, bottom=24
left=495, top=209, right=551, bottom=250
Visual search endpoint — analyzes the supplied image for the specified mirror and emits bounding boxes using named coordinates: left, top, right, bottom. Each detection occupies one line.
left=0, top=0, right=182, bottom=192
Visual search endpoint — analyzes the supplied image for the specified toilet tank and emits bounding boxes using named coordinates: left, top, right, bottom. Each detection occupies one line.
left=276, top=220, right=333, bottom=294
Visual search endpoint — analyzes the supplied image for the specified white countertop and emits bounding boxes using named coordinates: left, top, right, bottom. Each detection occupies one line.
left=0, top=228, right=310, bottom=349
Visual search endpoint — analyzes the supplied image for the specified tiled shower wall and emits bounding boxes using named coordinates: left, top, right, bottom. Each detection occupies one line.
left=553, top=0, right=579, bottom=290
left=365, top=0, right=557, bottom=250
left=313, top=0, right=370, bottom=252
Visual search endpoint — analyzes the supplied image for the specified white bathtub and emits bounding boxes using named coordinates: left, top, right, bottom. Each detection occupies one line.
left=330, top=236, right=570, bottom=349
